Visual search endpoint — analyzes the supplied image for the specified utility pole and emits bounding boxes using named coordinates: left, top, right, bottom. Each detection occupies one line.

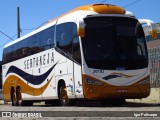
left=17, top=7, right=20, bottom=38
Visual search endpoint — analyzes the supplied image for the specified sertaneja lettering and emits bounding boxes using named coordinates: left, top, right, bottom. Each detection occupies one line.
left=24, top=52, right=54, bottom=69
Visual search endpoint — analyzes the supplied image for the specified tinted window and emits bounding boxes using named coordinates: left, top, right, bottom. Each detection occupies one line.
left=14, top=39, right=28, bottom=60
left=38, top=26, right=55, bottom=51
left=56, top=22, right=73, bottom=56
left=3, top=25, right=55, bottom=64
left=82, top=17, right=148, bottom=70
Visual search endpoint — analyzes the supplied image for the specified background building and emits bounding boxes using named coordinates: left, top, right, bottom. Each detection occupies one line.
left=145, top=23, right=160, bottom=87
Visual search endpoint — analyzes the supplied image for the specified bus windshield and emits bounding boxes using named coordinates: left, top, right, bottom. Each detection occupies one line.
left=82, top=17, right=148, bottom=70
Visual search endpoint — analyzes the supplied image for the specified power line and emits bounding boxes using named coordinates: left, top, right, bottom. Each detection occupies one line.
left=100, top=0, right=108, bottom=4
left=0, top=31, right=14, bottom=41
left=123, top=0, right=143, bottom=8
left=0, top=20, right=49, bottom=48
left=21, top=20, right=49, bottom=31
left=0, top=33, right=18, bottom=47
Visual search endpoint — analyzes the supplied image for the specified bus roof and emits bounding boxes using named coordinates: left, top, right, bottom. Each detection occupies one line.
left=47, top=4, right=126, bottom=24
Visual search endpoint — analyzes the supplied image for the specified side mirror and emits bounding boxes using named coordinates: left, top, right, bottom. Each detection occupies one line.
left=78, top=28, right=85, bottom=37
left=78, top=19, right=85, bottom=37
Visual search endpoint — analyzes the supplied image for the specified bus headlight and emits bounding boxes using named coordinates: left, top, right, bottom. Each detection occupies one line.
left=139, top=77, right=150, bottom=84
left=85, top=78, right=103, bottom=85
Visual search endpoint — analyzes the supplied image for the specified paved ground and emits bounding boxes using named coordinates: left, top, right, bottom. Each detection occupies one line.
left=0, top=100, right=160, bottom=120
left=0, top=88, right=160, bottom=119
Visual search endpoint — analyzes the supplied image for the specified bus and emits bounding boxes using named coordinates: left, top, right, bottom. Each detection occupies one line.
left=2, top=4, right=150, bottom=106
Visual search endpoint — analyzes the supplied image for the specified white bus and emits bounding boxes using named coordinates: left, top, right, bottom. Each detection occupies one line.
left=2, top=4, right=150, bottom=106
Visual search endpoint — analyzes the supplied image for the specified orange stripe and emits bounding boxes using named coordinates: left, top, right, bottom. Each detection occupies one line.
left=3, top=75, right=52, bottom=101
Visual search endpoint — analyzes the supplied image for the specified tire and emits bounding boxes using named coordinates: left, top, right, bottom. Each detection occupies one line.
left=16, top=88, right=33, bottom=106
left=59, top=83, right=74, bottom=106
left=16, top=88, right=23, bottom=106
left=11, top=92, right=17, bottom=106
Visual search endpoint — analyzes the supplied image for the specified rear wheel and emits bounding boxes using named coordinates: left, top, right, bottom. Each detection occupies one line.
left=16, top=88, right=22, bottom=106
left=11, top=91, right=16, bottom=106
left=16, top=87, right=33, bottom=106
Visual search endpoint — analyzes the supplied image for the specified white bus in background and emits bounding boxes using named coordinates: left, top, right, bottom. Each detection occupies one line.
left=2, top=4, right=150, bottom=106
left=138, top=19, right=158, bottom=40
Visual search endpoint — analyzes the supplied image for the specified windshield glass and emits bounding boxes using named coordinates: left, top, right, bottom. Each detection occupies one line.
left=82, top=17, right=148, bottom=70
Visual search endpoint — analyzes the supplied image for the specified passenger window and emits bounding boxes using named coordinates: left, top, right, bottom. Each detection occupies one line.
left=28, top=35, right=38, bottom=55
left=56, top=22, right=73, bottom=56
left=37, top=26, right=55, bottom=51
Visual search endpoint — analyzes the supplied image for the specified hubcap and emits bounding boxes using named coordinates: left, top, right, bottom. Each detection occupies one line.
left=62, top=87, right=68, bottom=103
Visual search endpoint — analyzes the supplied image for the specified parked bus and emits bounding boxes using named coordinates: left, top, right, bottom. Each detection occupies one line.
left=2, top=4, right=150, bottom=106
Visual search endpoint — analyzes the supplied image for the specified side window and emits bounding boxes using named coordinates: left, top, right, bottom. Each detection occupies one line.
left=28, top=35, right=37, bottom=55
left=73, top=37, right=81, bottom=64
left=8, top=45, right=14, bottom=63
left=44, top=26, right=55, bottom=50
left=37, top=26, right=55, bottom=51
left=56, top=22, right=73, bottom=56
left=14, top=40, right=27, bottom=60
left=14, top=42, right=20, bottom=60
left=3, top=48, right=8, bottom=64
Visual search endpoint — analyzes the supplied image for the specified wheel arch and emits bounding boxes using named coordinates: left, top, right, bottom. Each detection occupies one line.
left=57, top=79, right=66, bottom=97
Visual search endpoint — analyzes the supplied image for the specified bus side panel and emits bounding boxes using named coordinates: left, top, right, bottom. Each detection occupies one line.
left=40, top=66, right=57, bottom=100
left=74, top=62, right=84, bottom=98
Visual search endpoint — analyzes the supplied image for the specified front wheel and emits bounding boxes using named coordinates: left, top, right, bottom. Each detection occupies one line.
left=59, top=84, right=74, bottom=106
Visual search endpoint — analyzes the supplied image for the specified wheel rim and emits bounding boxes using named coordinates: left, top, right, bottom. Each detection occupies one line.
left=62, top=87, right=68, bottom=103
left=60, top=85, right=69, bottom=106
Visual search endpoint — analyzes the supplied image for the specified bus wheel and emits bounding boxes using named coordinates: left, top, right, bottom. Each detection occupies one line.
left=59, top=84, right=71, bottom=106
left=11, top=91, right=16, bottom=106
left=16, top=88, right=22, bottom=106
